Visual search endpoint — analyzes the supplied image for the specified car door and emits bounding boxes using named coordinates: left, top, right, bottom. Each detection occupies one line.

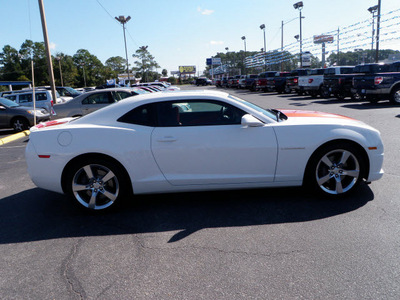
left=151, top=100, right=278, bottom=186
left=81, top=92, right=113, bottom=115
left=0, top=104, right=9, bottom=128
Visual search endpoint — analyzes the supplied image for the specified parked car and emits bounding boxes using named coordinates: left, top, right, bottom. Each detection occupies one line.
left=322, top=66, right=355, bottom=99
left=252, top=71, right=277, bottom=92
left=229, top=75, right=242, bottom=88
left=0, top=97, right=50, bottom=132
left=195, top=77, right=212, bottom=86
left=53, top=88, right=140, bottom=118
left=351, top=62, right=399, bottom=104
left=1, top=89, right=57, bottom=114
left=286, top=69, right=308, bottom=94
left=298, top=68, right=325, bottom=97
left=265, top=72, right=291, bottom=93
left=244, top=74, right=259, bottom=90
left=238, top=75, right=247, bottom=88
left=38, top=86, right=82, bottom=98
left=26, top=90, right=384, bottom=212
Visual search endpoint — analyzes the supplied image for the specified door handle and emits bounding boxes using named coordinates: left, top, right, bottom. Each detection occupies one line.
left=157, top=136, right=177, bottom=142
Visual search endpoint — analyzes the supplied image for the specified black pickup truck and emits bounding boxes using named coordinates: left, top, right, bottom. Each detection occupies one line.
left=351, top=62, right=400, bottom=104
left=322, top=66, right=355, bottom=99
left=266, top=72, right=291, bottom=93
left=286, top=69, right=308, bottom=95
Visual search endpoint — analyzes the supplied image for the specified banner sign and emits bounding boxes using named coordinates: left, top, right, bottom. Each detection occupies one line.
left=179, top=66, right=196, bottom=74
left=313, top=35, right=334, bottom=44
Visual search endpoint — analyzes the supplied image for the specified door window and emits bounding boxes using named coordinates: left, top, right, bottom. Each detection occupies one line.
left=82, top=92, right=112, bottom=104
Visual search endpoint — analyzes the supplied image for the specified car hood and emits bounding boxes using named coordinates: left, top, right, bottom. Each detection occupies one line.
left=278, top=109, right=370, bottom=127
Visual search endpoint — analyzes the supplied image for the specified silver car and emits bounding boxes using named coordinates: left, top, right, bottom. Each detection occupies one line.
left=0, top=97, right=51, bottom=132
left=53, top=88, right=142, bottom=119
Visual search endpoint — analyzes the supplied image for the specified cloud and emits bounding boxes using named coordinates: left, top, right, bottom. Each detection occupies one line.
left=210, top=41, right=224, bottom=45
left=49, top=42, right=56, bottom=50
left=197, top=6, right=214, bottom=15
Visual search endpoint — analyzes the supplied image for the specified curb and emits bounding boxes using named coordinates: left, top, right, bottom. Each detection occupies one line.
left=0, top=130, right=30, bottom=146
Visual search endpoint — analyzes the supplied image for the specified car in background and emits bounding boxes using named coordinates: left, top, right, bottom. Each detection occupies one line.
left=1, top=89, right=57, bottom=114
left=195, top=77, right=212, bottom=86
left=286, top=69, right=308, bottom=95
left=238, top=75, right=247, bottom=88
left=0, top=97, right=50, bottom=132
left=244, top=74, right=259, bottom=90
left=26, top=90, right=384, bottom=211
left=38, top=86, right=82, bottom=98
left=53, top=88, right=140, bottom=118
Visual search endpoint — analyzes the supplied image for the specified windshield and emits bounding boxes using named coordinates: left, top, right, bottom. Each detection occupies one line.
left=64, top=86, right=81, bottom=96
left=228, top=95, right=282, bottom=121
left=0, top=97, right=20, bottom=107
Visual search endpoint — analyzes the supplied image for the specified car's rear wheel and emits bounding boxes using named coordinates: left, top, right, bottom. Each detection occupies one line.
left=306, top=143, right=365, bottom=196
left=65, top=157, right=128, bottom=211
left=12, top=117, right=29, bottom=132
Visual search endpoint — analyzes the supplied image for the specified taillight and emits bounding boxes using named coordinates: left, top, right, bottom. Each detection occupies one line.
left=308, top=79, right=314, bottom=83
left=338, top=78, right=343, bottom=85
left=273, top=80, right=276, bottom=84
left=51, top=100, right=54, bottom=106
left=294, top=78, right=298, bottom=84
left=374, top=76, right=383, bottom=85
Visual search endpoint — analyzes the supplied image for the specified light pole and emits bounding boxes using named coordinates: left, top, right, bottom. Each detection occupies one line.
left=115, top=15, right=131, bottom=86
left=225, top=47, right=229, bottom=77
left=293, top=1, right=304, bottom=67
left=54, top=56, right=63, bottom=86
left=368, top=5, right=378, bottom=63
left=260, top=24, right=266, bottom=71
left=375, top=0, right=382, bottom=63
left=241, top=36, right=247, bottom=75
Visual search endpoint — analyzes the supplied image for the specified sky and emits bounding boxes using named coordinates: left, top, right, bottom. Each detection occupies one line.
left=0, top=0, right=399, bottom=77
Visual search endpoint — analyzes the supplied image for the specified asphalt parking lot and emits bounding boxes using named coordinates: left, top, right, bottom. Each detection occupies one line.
left=1, top=86, right=400, bottom=299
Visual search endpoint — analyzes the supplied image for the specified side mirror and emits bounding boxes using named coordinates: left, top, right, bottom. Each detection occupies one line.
left=241, top=114, right=264, bottom=127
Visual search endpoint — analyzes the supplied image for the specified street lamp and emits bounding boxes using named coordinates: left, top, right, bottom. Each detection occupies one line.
left=368, top=5, right=378, bottom=63
left=241, top=36, right=247, bottom=74
left=293, top=1, right=304, bottom=67
left=115, top=15, right=131, bottom=86
left=260, top=24, right=266, bottom=71
left=54, top=56, right=63, bottom=87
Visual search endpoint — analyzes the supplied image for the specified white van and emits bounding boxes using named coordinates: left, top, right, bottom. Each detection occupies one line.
left=1, top=90, right=56, bottom=115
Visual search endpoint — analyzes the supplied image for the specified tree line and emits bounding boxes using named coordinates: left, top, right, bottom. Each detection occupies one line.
left=0, top=39, right=168, bottom=89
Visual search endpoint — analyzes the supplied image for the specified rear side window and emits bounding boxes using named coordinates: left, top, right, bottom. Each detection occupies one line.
left=36, top=93, right=48, bottom=101
left=19, top=94, right=32, bottom=103
left=117, top=103, right=157, bottom=127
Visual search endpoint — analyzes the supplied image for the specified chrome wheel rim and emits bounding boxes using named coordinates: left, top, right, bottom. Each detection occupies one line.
left=72, top=164, right=119, bottom=210
left=394, top=90, right=400, bottom=103
left=316, top=149, right=360, bottom=195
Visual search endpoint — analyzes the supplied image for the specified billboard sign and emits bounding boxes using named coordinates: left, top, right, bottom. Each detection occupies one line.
left=179, top=65, right=196, bottom=74
left=206, top=57, right=222, bottom=65
left=313, top=35, right=334, bottom=44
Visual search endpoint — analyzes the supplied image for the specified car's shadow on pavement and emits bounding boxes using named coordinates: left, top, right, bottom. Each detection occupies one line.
left=0, top=185, right=374, bottom=244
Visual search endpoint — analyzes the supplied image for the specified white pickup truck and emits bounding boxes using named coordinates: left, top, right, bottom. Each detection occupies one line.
left=298, top=68, right=325, bottom=97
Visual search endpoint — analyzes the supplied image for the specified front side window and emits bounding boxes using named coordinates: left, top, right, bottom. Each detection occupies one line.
left=113, top=91, right=132, bottom=101
left=157, top=100, right=246, bottom=127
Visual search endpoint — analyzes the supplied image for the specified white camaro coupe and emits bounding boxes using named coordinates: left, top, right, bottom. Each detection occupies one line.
left=26, top=91, right=384, bottom=211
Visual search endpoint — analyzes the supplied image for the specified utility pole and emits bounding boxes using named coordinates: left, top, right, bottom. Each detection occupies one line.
left=375, top=0, right=382, bottom=63
left=38, top=0, right=57, bottom=105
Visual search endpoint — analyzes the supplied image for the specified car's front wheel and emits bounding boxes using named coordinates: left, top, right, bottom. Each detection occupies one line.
left=306, top=143, right=365, bottom=196
left=65, top=157, right=129, bottom=211
left=12, top=117, right=29, bottom=132
left=390, top=86, right=400, bottom=105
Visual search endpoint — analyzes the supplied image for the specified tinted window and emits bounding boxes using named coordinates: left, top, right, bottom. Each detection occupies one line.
left=113, top=91, right=132, bottom=101
left=156, top=100, right=246, bottom=127
left=82, top=92, right=112, bottom=104
left=19, top=94, right=32, bottom=103
left=117, top=103, right=157, bottom=127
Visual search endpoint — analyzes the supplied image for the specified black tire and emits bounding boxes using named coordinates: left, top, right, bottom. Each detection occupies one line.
left=305, top=142, right=365, bottom=196
left=390, top=86, right=400, bottom=105
left=351, top=92, right=364, bottom=101
left=320, top=87, right=330, bottom=98
left=64, top=157, right=130, bottom=212
left=12, top=117, right=29, bottom=132
left=335, top=91, right=345, bottom=100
